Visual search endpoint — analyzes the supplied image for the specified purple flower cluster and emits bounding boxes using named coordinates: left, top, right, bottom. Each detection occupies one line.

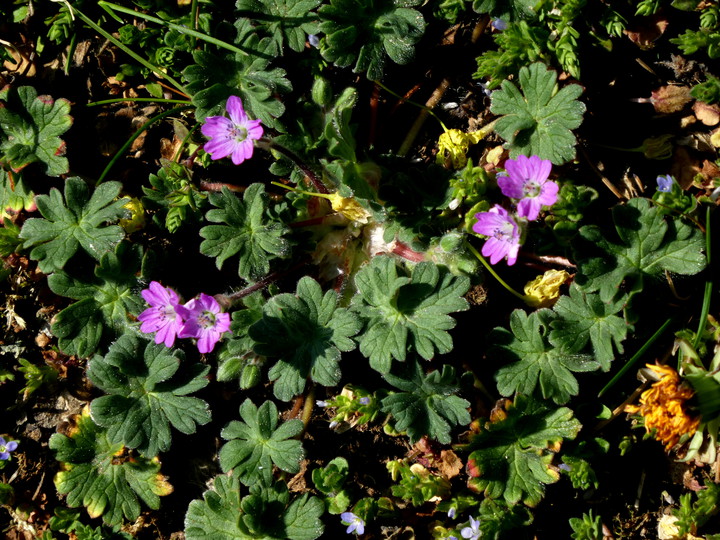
left=473, top=155, right=558, bottom=266
left=137, top=281, right=231, bottom=353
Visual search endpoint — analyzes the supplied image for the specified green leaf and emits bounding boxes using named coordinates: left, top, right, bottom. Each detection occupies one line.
left=318, top=0, right=426, bottom=80
left=184, top=474, right=245, bottom=539
left=472, top=0, right=539, bottom=21
left=549, top=284, right=630, bottom=371
left=185, top=475, right=324, bottom=540
left=381, top=360, right=471, bottom=444
left=19, top=177, right=128, bottom=274
left=183, top=33, right=292, bottom=130
left=465, top=394, right=581, bottom=507
left=235, top=0, right=322, bottom=53
left=352, top=256, right=470, bottom=373
left=87, top=334, right=211, bottom=457
left=493, top=308, right=601, bottom=405
left=250, top=276, right=361, bottom=401
left=0, top=86, right=72, bottom=175
left=575, top=197, right=707, bottom=303
left=199, top=184, right=290, bottom=282
left=219, top=399, right=304, bottom=486
left=49, top=410, right=173, bottom=526
left=490, top=62, right=585, bottom=165
left=0, top=169, right=35, bottom=220
left=48, top=243, right=145, bottom=358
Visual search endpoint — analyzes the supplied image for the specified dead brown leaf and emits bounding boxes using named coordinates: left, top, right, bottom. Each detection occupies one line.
left=624, top=16, right=669, bottom=49
left=694, top=101, right=720, bottom=126
left=651, top=85, right=692, bottom=114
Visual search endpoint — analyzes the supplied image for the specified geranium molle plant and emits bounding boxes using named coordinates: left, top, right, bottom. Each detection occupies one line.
left=138, top=281, right=184, bottom=347
left=472, top=205, right=521, bottom=265
left=176, top=293, right=231, bottom=353
left=498, top=155, right=558, bottom=221
left=201, top=96, right=263, bottom=165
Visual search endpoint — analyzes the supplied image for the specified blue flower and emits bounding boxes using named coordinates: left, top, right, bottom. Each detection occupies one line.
left=359, top=397, right=371, bottom=405
left=341, top=512, right=365, bottom=535
left=461, top=515, right=481, bottom=539
left=0, top=437, right=18, bottom=460
left=656, top=174, right=674, bottom=192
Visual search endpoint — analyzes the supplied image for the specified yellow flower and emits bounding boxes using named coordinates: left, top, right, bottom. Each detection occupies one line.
left=436, top=129, right=484, bottom=169
left=523, top=269, right=570, bottom=308
left=625, top=364, right=700, bottom=452
left=326, top=192, right=371, bottom=224
left=119, top=197, right=145, bottom=233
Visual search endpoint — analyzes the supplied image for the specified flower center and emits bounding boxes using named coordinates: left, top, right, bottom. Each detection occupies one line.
left=160, top=304, right=176, bottom=322
left=523, top=179, right=541, bottom=198
left=198, top=310, right=216, bottom=329
left=229, top=125, right=248, bottom=142
left=494, top=221, right=515, bottom=241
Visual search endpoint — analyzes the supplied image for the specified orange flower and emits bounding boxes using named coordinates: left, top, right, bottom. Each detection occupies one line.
left=625, top=364, right=700, bottom=451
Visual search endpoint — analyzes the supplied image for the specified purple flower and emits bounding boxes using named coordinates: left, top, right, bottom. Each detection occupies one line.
left=201, top=96, right=263, bottom=165
left=340, top=512, right=365, bottom=535
left=498, top=155, right=558, bottom=221
left=359, top=397, right=371, bottom=405
left=176, top=293, right=231, bottom=353
left=657, top=174, right=674, bottom=192
left=491, top=18, right=508, bottom=31
left=0, top=437, right=18, bottom=460
left=461, top=516, right=481, bottom=540
left=472, top=205, right=521, bottom=266
left=137, top=281, right=184, bottom=348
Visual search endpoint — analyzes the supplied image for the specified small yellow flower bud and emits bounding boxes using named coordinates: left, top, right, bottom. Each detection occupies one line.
left=326, top=192, right=371, bottom=224
left=119, top=197, right=146, bottom=233
left=436, top=129, right=484, bottom=169
left=523, top=269, right=570, bottom=308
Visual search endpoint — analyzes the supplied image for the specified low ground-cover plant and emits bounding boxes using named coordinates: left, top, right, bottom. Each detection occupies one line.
left=1, top=0, right=719, bottom=538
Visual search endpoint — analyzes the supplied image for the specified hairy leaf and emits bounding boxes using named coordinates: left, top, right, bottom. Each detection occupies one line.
left=250, top=276, right=361, bottom=401
left=235, top=0, right=322, bottom=53
left=549, top=284, right=630, bottom=371
left=199, top=184, right=290, bottom=282
left=19, top=177, right=128, bottom=274
left=0, top=168, right=35, bottom=220
left=219, top=399, right=304, bottom=485
left=493, top=308, right=601, bottom=405
left=48, top=243, right=145, bottom=358
left=318, top=0, right=426, bottom=80
left=490, top=62, right=585, bottom=165
left=352, top=256, right=470, bottom=373
left=185, top=474, right=324, bottom=540
left=0, top=85, right=72, bottom=175
left=465, top=395, right=581, bottom=506
left=88, top=334, right=211, bottom=457
left=381, top=360, right=471, bottom=444
left=575, top=197, right=707, bottom=302
left=49, top=409, right=173, bottom=526
left=183, top=31, right=292, bottom=129
left=472, top=0, right=538, bottom=21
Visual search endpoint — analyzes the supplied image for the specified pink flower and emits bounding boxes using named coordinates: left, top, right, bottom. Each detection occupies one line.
left=498, top=155, right=558, bottom=221
left=201, top=96, right=263, bottom=165
left=176, top=293, right=231, bottom=353
left=137, top=281, right=184, bottom=347
left=472, top=205, right=521, bottom=265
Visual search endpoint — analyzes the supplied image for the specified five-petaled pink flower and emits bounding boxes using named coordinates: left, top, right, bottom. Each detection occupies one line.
left=201, top=96, right=263, bottom=165
left=472, top=205, right=521, bottom=265
left=137, top=281, right=184, bottom=347
left=498, top=155, right=558, bottom=221
left=176, top=293, right=231, bottom=354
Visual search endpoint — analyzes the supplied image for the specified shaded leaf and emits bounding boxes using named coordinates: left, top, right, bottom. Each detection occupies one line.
left=250, top=276, right=361, bottom=401
left=381, top=360, right=471, bottom=444
left=88, top=334, right=211, bottom=457
left=465, top=395, right=581, bottom=507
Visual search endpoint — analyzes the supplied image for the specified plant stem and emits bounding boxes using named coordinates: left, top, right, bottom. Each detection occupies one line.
left=396, top=77, right=450, bottom=157
left=71, top=5, right=188, bottom=95
left=98, top=1, right=248, bottom=56
left=86, top=98, right=192, bottom=107
left=465, top=241, right=527, bottom=301
left=96, top=105, right=192, bottom=185
left=694, top=204, right=713, bottom=350
left=598, top=317, right=674, bottom=397
left=255, top=138, right=329, bottom=194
